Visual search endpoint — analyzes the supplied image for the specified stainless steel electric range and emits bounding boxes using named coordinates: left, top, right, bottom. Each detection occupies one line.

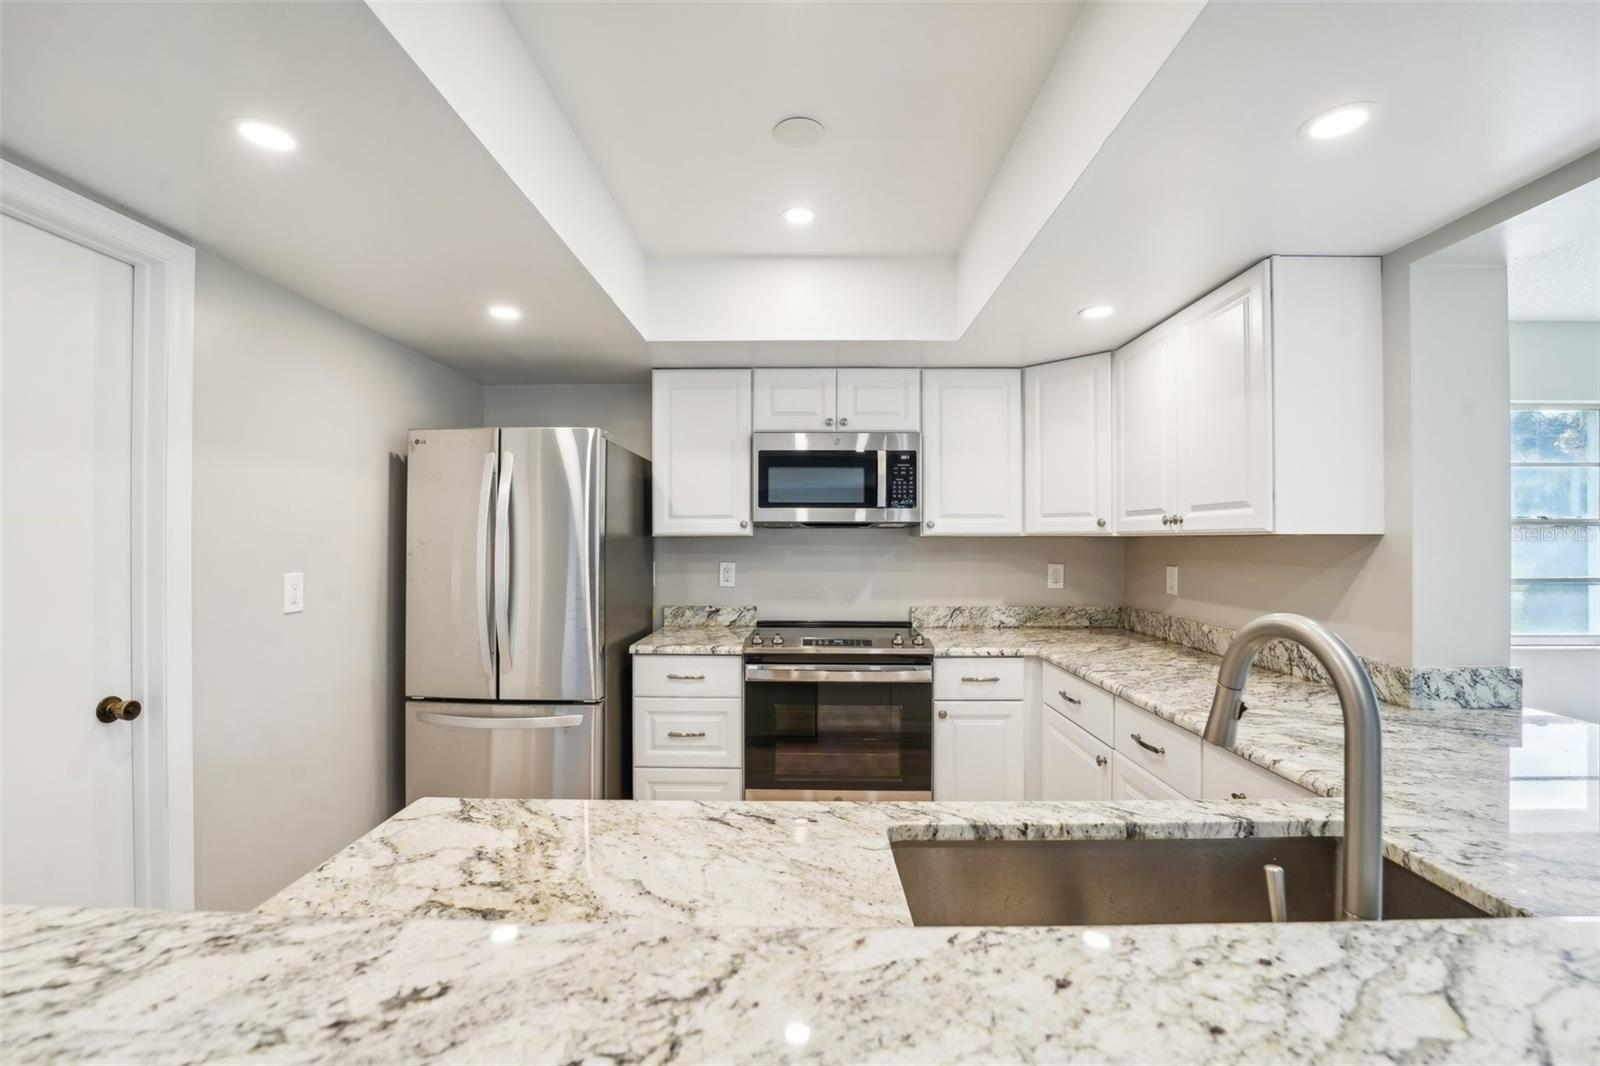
left=742, top=621, right=933, bottom=801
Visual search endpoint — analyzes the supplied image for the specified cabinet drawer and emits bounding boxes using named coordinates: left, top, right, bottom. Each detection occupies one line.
left=1201, top=744, right=1316, bottom=801
left=1111, top=752, right=1186, bottom=801
left=633, top=766, right=743, bottom=801
left=633, top=697, right=741, bottom=769
left=1042, top=663, right=1113, bottom=745
left=933, top=658, right=1025, bottom=701
left=1113, top=700, right=1201, bottom=797
left=633, top=655, right=743, bottom=698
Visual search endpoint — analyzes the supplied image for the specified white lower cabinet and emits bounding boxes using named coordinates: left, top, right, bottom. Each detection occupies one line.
left=1041, top=707, right=1112, bottom=801
left=633, top=767, right=743, bottom=801
left=1201, top=744, right=1316, bottom=801
left=934, top=700, right=1024, bottom=801
left=632, top=652, right=743, bottom=798
left=1111, top=752, right=1185, bottom=801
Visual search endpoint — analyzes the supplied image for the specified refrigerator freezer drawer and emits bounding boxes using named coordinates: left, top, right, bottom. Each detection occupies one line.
left=405, top=702, right=599, bottom=802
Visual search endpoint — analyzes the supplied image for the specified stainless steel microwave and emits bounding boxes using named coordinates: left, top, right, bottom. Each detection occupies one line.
left=752, top=432, right=919, bottom=527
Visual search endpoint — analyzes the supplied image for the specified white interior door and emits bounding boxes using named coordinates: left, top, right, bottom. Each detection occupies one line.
left=2, top=214, right=137, bottom=907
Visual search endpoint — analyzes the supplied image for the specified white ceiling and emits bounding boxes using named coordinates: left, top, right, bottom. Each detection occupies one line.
left=503, top=1, right=1082, bottom=257
left=1510, top=236, right=1600, bottom=321
left=4, top=1, right=1597, bottom=382
left=953, top=0, right=1600, bottom=362
left=0, top=0, right=645, bottom=383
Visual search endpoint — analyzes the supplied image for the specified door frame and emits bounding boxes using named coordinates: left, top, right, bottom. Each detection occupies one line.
left=2, top=160, right=195, bottom=908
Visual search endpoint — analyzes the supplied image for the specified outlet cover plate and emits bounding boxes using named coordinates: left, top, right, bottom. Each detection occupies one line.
left=718, top=561, right=736, bottom=588
left=283, top=572, right=305, bottom=614
left=1046, top=563, right=1065, bottom=590
left=1165, top=565, right=1179, bottom=596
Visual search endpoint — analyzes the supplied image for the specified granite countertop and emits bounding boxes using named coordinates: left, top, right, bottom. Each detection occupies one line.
left=629, top=621, right=751, bottom=654
left=6, top=903, right=1596, bottom=1064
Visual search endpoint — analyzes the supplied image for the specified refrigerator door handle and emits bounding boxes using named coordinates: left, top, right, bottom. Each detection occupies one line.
left=475, top=451, right=496, bottom=679
left=494, top=450, right=514, bottom=672
left=416, top=710, right=583, bottom=731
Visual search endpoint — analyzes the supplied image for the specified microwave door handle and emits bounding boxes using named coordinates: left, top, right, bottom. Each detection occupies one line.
left=494, top=450, right=514, bottom=672
left=476, top=451, right=496, bottom=678
left=877, top=449, right=887, bottom=508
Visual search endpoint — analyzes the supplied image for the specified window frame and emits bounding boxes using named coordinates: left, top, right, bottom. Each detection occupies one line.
left=1510, top=402, right=1600, bottom=647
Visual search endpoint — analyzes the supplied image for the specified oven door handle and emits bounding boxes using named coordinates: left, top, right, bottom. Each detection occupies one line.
left=745, top=664, right=933, bottom=684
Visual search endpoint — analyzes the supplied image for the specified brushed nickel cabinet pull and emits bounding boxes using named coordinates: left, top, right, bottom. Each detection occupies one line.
left=666, top=730, right=707, bottom=739
left=1130, top=732, right=1166, bottom=756
left=1058, top=690, right=1082, bottom=706
left=1095, top=755, right=1108, bottom=767
left=666, top=673, right=706, bottom=681
left=961, top=676, right=1001, bottom=683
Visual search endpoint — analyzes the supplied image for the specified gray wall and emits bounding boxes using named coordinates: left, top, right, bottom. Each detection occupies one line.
left=654, top=531, right=1125, bottom=620
left=192, top=252, right=482, bottom=910
left=483, top=383, right=651, bottom=458
left=1510, top=321, right=1600, bottom=403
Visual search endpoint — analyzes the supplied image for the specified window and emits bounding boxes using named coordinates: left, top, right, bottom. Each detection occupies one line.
left=1511, top=406, right=1600, bottom=642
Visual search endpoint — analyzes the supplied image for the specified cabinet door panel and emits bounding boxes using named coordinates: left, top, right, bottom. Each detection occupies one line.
left=753, top=368, right=836, bottom=431
left=1025, top=354, right=1112, bottom=534
left=921, top=369, right=1023, bottom=535
left=1175, top=262, right=1273, bottom=532
left=1111, top=752, right=1186, bottom=800
left=836, top=368, right=920, bottom=431
left=652, top=369, right=752, bottom=536
left=1112, top=326, right=1176, bottom=533
left=934, top=701, right=1024, bottom=800
left=1041, top=708, right=1113, bottom=801
left=633, top=767, right=743, bottom=800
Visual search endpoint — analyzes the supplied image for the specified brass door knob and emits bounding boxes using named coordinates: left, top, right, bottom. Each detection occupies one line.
left=96, top=696, right=142, bottom=723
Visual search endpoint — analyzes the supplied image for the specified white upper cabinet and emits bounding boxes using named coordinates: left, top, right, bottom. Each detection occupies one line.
left=921, top=369, right=1023, bottom=536
left=1111, top=256, right=1382, bottom=535
left=752, top=368, right=836, bottom=431
left=1025, top=354, right=1112, bottom=534
left=651, top=369, right=752, bottom=536
left=836, top=368, right=921, bottom=431
left=1113, top=323, right=1178, bottom=533
left=1173, top=261, right=1273, bottom=532
left=754, top=368, right=920, bottom=432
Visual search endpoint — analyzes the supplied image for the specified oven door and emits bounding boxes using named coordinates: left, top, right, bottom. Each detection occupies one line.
left=752, top=432, right=919, bottom=526
left=743, top=662, right=933, bottom=800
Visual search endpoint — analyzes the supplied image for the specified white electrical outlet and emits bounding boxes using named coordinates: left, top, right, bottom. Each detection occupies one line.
left=718, top=561, right=736, bottom=588
left=1165, top=565, right=1180, bottom=596
left=283, top=572, right=305, bottom=614
left=1046, top=563, right=1065, bottom=590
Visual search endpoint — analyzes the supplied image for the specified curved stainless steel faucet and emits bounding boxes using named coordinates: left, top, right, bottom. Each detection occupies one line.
left=1203, top=613, right=1384, bottom=920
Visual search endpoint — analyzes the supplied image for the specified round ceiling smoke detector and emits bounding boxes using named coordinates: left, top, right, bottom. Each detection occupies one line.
left=772, top=116, right=825, bottom=148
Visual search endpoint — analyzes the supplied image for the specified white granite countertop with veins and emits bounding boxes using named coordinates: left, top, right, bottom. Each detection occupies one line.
left=5, top=903, right=1597, bottom=1065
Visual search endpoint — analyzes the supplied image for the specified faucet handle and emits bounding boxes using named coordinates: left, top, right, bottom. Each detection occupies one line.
left=1264, top=863, right=1288, bottom=923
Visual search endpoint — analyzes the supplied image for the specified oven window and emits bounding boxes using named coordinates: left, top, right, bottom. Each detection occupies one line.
left=744, top=680, right=932, bottom=793
left=758, top=451, right=877, bottom=508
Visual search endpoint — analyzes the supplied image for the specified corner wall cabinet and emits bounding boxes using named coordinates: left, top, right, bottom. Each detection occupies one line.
left=651, top=369, right=752, bottom=536
left=921, top=369, right=1024, bottom=536
left=1024, top=353, right=1112, bottom=534
left=1111, top=256, right=1383, bottom=535
left=752, top=368, right=920, bottom=432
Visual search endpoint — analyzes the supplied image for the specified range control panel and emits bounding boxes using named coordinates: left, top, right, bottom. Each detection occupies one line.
left=886, top=451, right=917, bottom=509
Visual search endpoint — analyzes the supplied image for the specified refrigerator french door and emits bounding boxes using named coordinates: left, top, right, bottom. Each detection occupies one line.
left=403, top=427, right=650, bottom=801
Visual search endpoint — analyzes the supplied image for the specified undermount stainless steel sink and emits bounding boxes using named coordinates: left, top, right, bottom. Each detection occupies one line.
left=891, top=837, right=1493, bottom=926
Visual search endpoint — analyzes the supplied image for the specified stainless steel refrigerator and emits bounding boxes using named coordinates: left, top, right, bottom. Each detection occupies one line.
left=403, top=427, right=650, bottom=802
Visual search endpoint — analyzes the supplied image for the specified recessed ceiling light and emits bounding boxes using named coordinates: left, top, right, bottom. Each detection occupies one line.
left=772, top=116, right=825, bottom=148
left=487, top=303, right=522, bottom=322
left=782, top=206, right=815, bottom=227
left=1299, top=103, right=1374, bottom=141
left=1078, top=304, right=1115, bottom=320
left=235, top=118, right=297, bottom=153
